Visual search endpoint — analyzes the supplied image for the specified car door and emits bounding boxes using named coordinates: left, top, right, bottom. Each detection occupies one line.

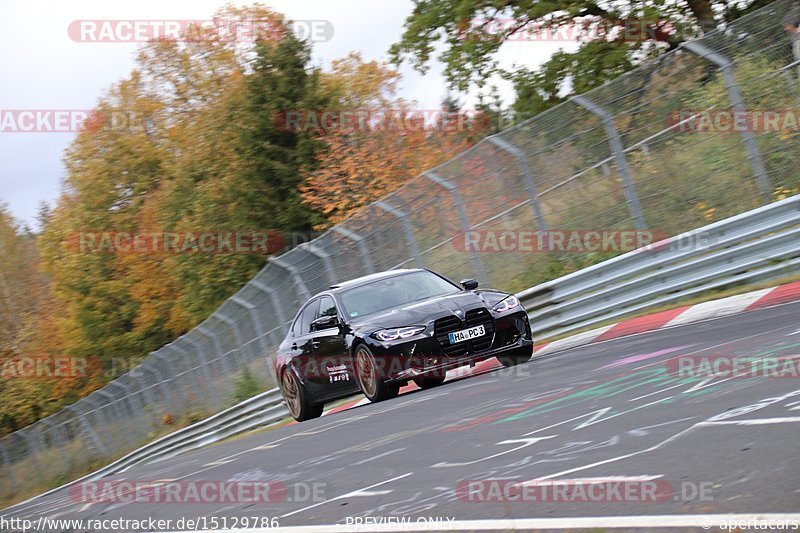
left=291, top=299, right=319, bottom=384
left=310, top=296, right=355, bottom=390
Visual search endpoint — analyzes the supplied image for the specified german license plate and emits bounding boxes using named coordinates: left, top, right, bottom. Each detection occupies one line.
left=448, top=325, right=486, bottom=344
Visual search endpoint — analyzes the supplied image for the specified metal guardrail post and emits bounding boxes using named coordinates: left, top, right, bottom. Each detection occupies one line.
left=682, top=42, right=772, bottom=202
left=0, top=443, right=17, bottom=492
left=107, top=380, right=137, bottom=420
left=332, top=226, right=376, bottom=274
left=129, top=369, right=155, bottom=409
left=96, top=389, right=125, bottom=427
left=272, top=256, right=312, bottom=301
left=572, top=95, right=647, bottom=230
left=163, top=344, right=195, bottom=387
left=300, top=242, right=337, bottom=286
left=215, top=313, right=249, bottom=370
left=21, top=431, right=44, bottom=479
left=83, top=396, right=112, bottom=455
left=197, top=325, right=233, bottom=375
left=37, top=418, right=57, bottom=449
left=488, top=136, right=548, bottom=232
left=231, top=295, right=275, bottom=379
left=250, top=280, right=289, bottom=339
left=423, top=172, right=488, bottom=283
left=141, top=360, right=174, bottom=406
left=373, top=200, right=423, bottom=268
left=181, top=336, right=221, bottom=408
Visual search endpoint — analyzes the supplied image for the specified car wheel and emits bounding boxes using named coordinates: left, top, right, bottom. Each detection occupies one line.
left=354, top=345, right=399, bottom=402
left=413, top=375, right=446, bottom=389
left=281, top=369, right=323, bottom=422
left=497, top=347, right=533, bottom=367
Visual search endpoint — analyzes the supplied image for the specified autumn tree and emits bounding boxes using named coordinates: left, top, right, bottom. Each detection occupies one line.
left=299, top=53, right=489, bottom=227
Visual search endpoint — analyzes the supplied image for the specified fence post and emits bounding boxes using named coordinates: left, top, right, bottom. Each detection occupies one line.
left=373, top=200, right=423, bottom=268
left=682, top=41, right=772, bottom=202
left=169, top=342, right=220, bottom=407
left=423, top=171, right=488, bottom=283
left=83, top=395, right=112, bottom=455
left=197, top=325, right=233, bottom=375
left=487, top=135, right=548, bottom=232
left=272, top=256, right=312, bottom=301
left=300, top=242, right=337, bottom=286
left=21, top=430, right=44, bottom=480
left=250, top=280, right=290, bottom=339
left=572, top=95, right=647, bottom=230
left=332, top=226, right=377, bottom=274
left=231, top=295, right=276, bottom=383
left=0, top=443, right=17, bottom=493
left=215, top=313, right=249, bottom=370
left=142, top=360, right=174, bottom=408
left=181, top=336, right=221, bottom=409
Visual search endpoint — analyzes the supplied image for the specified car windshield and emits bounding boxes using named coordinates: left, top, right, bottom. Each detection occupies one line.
left=339, top=271, right=460, bottom=319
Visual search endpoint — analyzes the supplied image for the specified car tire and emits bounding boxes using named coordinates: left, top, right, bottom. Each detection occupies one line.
left=413, top=375, right=446, bottom=389
left=354, top=344, right=399, bottom=402
left=281, top=368, right=324, bottom=422
left=497, top=347, right=533, bottom=367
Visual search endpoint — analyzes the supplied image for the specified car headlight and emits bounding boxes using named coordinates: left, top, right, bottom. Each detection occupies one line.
left=373, top=326, right=426, bottom=342
left=493, top=295, right=520, bottom=313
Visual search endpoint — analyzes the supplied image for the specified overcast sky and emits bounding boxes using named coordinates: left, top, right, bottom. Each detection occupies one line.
left=0, top=0, right=573, bottom=229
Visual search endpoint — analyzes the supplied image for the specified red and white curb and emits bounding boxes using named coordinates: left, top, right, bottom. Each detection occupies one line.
left=320, top=280, right=800, bottom=417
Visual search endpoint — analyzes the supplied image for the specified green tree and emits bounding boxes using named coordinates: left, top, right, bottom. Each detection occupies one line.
left=390, top=0, right=777, bottom=119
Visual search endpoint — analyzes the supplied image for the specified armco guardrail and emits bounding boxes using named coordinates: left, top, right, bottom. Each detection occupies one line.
left=3, top=389, right=288, bottom=509
left=519, top=195, right=800, bottom=339
left=88, top=389, right=286, bottom=479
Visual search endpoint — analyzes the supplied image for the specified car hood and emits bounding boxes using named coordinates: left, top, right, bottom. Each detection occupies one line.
left=350, top=289, right=508, bottom=331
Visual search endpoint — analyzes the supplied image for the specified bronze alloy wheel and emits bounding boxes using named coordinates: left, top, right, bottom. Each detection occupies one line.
left=354, top=345, right=399, bottom=402
left=281, top=369, right=323, bottom=421
left=281, top=370, right=302, bottom=419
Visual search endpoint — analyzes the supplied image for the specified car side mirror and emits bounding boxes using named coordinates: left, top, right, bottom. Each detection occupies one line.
left=311, top=315, right=339, bottom=331
left=460, top=278, right=479, bottom=290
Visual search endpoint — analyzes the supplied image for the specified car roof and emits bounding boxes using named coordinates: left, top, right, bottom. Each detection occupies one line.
left=327, top=268, right=426, bottom=292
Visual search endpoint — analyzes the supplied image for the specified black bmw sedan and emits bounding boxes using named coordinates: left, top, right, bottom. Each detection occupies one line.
left=274, top=268, right=533, bottom=421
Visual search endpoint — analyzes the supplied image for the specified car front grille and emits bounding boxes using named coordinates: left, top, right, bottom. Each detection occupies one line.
left=434, top=315, right=466, bottom=357
left=465, top=308, right=494, bottom=352
left=434, top=308, right=495, bottom=357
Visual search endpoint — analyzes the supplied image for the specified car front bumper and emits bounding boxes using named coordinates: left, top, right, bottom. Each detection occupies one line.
left=366, top=309, right=533, bottom=383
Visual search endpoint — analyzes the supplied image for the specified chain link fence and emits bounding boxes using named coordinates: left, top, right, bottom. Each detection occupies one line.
left=3, top=0, right=800, bottom=504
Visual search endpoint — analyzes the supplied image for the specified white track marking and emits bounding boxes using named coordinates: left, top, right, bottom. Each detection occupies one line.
left=165, top=513, right=800, bottom=532
left=627, top=382, right=686, bottom=402
left=520, top=475, right=663, bottom=486
left=699, top=416, right=800, bottom=426
left=433, top=436, right=556, bottom=468
left=350, top=448, right=406, bottom=466
left=279, top=472, right=413, bottom=518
